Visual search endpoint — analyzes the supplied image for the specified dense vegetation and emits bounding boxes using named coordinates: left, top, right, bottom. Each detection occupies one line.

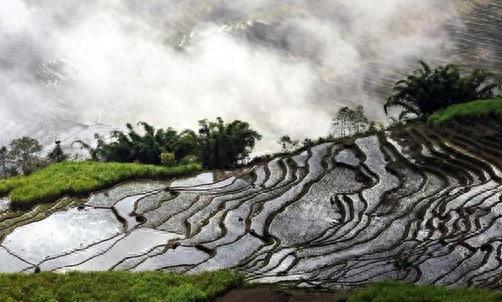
left=198, top=118, right=262, bottom=169
left=0, top=118, right=260, bottom=181
left=0, top=137, right=44, bottom=178
left=0, top=161, right=201, bottom=210
left=429, top=98, right=502, bottom=125
left=384, top=61, right=500, bottom=120
left=347, top=281, right=502, bottom=302
left=0, top=270, right=242, bottom=302
left=75, top=118, right=261, bottom=170
left=331, top=105, right=373, bottom=138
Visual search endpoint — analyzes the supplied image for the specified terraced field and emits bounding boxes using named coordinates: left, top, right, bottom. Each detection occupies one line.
left=0, top=120, right=501, bottom=289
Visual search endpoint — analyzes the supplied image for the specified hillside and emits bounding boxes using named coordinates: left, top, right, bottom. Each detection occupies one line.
left=1, top=118, right=501, bottom=289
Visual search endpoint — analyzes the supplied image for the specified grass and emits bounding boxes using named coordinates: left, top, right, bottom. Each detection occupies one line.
left=0, top=270, right=242, bottom=302
left=428, top=98, right=502, bottom=125
left=0, top=161, right=202, bottom=210
left=0, top=273, right=499, bottom=302
left=347, top=281, right=502, bottom=302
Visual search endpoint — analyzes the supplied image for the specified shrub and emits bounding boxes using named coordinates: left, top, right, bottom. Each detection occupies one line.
left=160, top=152, right=176, bottom=166
left=47, top=141, right=68, bottom=163
left=385, top=61, right=500, bottom=120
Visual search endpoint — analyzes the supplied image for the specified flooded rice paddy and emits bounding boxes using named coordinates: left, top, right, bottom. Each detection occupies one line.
left=0, top=122, right=501, bottom=289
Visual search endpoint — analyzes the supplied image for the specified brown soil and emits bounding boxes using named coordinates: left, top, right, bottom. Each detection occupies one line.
left=213, top=287, right=349, bottom=302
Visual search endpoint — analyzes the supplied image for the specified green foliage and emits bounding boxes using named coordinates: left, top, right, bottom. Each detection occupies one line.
left=385, top=61, right=500, bottom=120
left=0, top=161, right=201, bottom=210
left=76, top=119, right=260, bottom=170
left=348, top=281, right=502, bottom=302
left=428, top=98, right=502, bottom=125
left=8, top=136, right=43, bottom=175
left=198, top=117, right=262, bottom=169
left=0, top=146, right=7, bottom=178
left=160, top=152, right=176, bottom=166
left=0, top=270, right=242, bottom=302
left=75, top=122, right=180, bottom=165
left=173, top=129, right=200, bottom=161
left=47, top=141, right=67, bottom=163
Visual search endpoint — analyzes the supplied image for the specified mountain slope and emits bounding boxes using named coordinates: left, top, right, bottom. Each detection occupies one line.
left=1, top=119, right=501, bottom=288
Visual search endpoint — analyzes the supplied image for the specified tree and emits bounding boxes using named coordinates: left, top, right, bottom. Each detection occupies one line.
left=74, top=119, right=260, bottom=169
left=278, top=135, right=299, bottom=153
left=331, top=105, right=370, bottom=138
left=74, top=123, right=180, bottom=165
left=173, top=129, right=199, bottom=161
left=353, top=105, right=370, bottom=133
left=73, top=133, right=109, bottom=161
left=0, top=146, right=7, bottom=178
left=384, top=61, right=500, bottom=120
left=48, top=141, right=67, bottom=163
left=8, top=137, right=42, bottom=175
left=198, top=117, right=262, bottom=169
left=332, top=107, right=351, bottom=137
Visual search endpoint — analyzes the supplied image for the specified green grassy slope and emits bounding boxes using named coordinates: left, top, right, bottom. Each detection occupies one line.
left=428, top=98, right=502, bottom=125
left=347, top=281, right=502, bottom=302
left=0, top=161, right=201, bottom=210
left=0, top=271, right=242, bottom=302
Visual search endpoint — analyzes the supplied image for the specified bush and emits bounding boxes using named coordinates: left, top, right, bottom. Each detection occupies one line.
left=160, top=152, right=176, bottom=166
left=385, top=61, right=500, bottom=120
left=47, top=141, right=68, bottom=163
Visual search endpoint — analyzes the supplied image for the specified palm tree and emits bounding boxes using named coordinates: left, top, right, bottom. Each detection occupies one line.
left=384, top=61, right=499, bottom=120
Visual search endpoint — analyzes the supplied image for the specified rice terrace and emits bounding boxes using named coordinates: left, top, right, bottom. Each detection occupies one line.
left=0, top=0, right=502, bottom=301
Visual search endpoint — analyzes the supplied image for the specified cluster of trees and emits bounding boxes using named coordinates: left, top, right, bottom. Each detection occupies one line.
left=0, top=137, right=66, bottom=179
left=277, top=105, right=378, bottom=153
left=0, top=117, right=261, bottom=179
left=331, top=105, right=372, bottom=138
left=74, top=117, right=261, bottom=170
left=384, top=61, right=500, bottom=120
left=2, top=61, right=497, bottom=180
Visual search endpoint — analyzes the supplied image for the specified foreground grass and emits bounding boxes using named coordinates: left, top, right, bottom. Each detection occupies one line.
left=0, top=161, right=201, bottom=210
left=428, top=98, right=502, bottom=125
left=348, top=281, right=502, bottom=302
left=0, top=271, right=242, bottom=302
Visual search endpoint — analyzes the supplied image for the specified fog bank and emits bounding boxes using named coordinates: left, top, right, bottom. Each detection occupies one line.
left=0, top=0, right=467, bottom=152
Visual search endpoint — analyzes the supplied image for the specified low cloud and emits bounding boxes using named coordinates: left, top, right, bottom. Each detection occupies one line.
left=0, top=0, right=464, bottom=152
